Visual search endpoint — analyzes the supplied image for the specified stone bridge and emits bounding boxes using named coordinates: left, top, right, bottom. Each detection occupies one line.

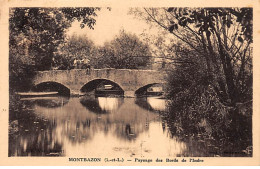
left=32, top=69, right=167, bottom=97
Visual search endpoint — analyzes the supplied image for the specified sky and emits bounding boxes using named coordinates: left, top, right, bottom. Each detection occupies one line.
left=66, top=7, right=159, bottom=46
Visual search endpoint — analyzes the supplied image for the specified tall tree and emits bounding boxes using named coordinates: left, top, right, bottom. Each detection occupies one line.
left=9, top=7, right=99, bottom=91
left=95, top=30, right=152, bottom=69
left=131, top=8, right=253, bottom=146
left=131, top=8, right=253, bottom=106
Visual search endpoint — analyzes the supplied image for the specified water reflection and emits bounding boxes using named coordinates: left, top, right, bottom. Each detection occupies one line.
left=9, top=96, right=192, bottom=157
left=98, top=97, right=123, bottom=112
left=14, top=95, right=248, bottom=157
left=80, top=96, right=124, bottom=114
left=20, top=96, right=70, bottom=109
left=135, top=97, right=166, bottom=112
left=8, top=105, right=64, bottom=156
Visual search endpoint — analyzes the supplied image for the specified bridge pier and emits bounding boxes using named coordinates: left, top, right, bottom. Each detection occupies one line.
left=70, top=90, right=85, bottom=97
left=124, top=91, right=135, bottom=98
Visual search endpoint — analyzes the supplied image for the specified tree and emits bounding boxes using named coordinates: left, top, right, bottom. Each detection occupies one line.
left=9, top=7, right=99, bottom=91
left=94, top=30, right=152, bottom=69
left=131, top=8, right=253, bottom=151
left=56, top=34, right=97, bottom=70
left=139, top=31, right=182, bottom=70
left=131, top=7, right=252, bottom=106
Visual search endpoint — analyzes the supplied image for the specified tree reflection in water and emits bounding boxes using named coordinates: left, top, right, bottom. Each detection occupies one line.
left=9, top=98, right=64, bottom=156
left=9, top=96, right=190, bottom=157
left=162, top=103, right=252, bottom=157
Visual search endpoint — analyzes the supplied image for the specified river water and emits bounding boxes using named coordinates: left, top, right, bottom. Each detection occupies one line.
left=8, top=96, right=251, bottom=157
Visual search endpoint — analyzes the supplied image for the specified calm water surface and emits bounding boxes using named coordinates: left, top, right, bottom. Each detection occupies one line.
left=8, top=96, right=249, bottom=157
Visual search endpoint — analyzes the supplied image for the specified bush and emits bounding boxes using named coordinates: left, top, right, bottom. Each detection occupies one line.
left=164, top=50, right=252, bottom=156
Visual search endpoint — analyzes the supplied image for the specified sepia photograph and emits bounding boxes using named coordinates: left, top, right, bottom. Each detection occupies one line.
left=1, top=1, right=260, bottom=166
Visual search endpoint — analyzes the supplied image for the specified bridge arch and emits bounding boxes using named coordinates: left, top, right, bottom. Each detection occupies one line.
left=80, top=78, right=124, bottom=95
left=32, top=81, right=71, bottom=96
left=135, top=83, right=164, bottom=96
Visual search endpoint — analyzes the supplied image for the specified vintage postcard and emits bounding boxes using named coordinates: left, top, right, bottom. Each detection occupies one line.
left=0, top=0, right=259, bottom=166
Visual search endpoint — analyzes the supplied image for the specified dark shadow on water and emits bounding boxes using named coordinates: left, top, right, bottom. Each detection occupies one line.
left=62, top=118, right=94, bottom=144
left=135, top=96, right=166, bottom=113
left=80, top=95, right=124, bottom=114
left=113, top=123, right=139, bottom=141
left=9, top=96, right=64, bottom=156
left=135, top=97, right=157, bottom=113
left=21, top=96, right=70, bottom=108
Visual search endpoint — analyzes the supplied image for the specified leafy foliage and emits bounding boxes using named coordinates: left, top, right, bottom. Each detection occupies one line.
left=131, top=7, right=253, bottom=153
left=133, top=7, right=252, bottom=105
left=55, top=34, right=97, bottom=70
left=93, top=30, right=152, bottom=69
left=9, top=7, right=99, bottom=91
left=164, top=42, right=252, bottom=156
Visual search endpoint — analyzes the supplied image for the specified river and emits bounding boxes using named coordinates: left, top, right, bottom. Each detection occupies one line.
left=8, top=96, right=251, bottom=157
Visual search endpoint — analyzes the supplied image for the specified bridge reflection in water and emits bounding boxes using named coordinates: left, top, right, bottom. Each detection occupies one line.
left=9, top=96, right=190, bottom=157
left=80, top=96, right=124, bottom=114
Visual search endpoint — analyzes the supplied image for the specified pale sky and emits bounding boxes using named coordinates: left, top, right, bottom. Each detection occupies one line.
left=66, top=7, right=158, bottom=46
